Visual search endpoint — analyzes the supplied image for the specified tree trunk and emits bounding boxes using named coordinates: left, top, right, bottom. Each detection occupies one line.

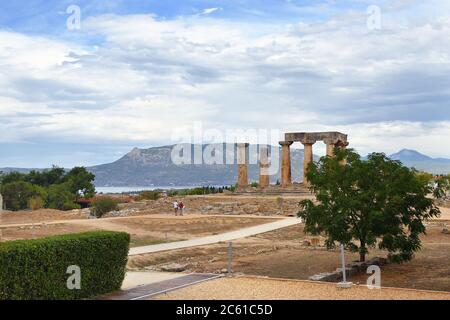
left=359, top=240, right=366, bottom=262
left=359, top=252, right=366, bottom=262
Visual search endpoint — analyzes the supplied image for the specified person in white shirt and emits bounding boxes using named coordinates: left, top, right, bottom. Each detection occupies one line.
left=173, top=200, right=179, bottom=215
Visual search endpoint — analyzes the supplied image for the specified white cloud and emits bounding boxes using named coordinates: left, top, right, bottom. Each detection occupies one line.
left=1, top=4, right=450, bottom=166
left=201, top=8, right=221, bottom=15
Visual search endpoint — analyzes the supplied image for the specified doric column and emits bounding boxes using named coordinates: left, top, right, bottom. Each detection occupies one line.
left=237, top=143, right=249, bottom=188
left=279, top=141, right=293, bottom=187
left=302, top=142, right=314, bottom=187
left=336, top=141, right=349, bottom=165
left=324, top=139, right=337, bottom=157
left=259, top=145, right=270, bottom=188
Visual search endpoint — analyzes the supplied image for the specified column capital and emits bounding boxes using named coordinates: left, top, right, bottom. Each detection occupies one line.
left=323, top=138, right=339, bottom=145
left=335, top=140, right=349, bottom=148
left=279, top=141, right=293, bottom=147
left=300, top=139, right=316, bottom=145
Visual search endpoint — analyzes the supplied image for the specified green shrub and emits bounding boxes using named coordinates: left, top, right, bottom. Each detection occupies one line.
left=136, top=190, right=161, bottom=201
left=168, top=186, right=233, bottom=197
left=0, top=181, right=47, bottom=211
left=0, top=231, right=130, bottom=300
left=28, top=196, right=44, bottom=210
left=90, top=197, right=119, bottom=218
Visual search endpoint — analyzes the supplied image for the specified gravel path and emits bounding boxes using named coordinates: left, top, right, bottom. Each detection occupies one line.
left=153, top=276, right=450, bottom=300
left=129, top=218, right=302, bottom=256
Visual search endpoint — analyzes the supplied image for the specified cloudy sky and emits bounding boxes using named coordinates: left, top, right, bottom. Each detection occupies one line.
left=1, top=0, right=450, bottom=168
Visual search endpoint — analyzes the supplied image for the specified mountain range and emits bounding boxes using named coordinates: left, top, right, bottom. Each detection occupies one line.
left=1, top=146, right=449, bottom=187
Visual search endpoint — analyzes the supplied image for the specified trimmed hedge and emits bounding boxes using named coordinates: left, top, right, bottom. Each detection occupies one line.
left=0, top=231, right=130, bottom=300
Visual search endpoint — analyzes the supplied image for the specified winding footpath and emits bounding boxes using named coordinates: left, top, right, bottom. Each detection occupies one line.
left=129, top=217, right=302, bottom=256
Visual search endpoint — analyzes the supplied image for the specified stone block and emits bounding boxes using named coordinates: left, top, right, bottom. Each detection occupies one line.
left=309, top=272, right=341, bottom=282
left=160, top=263, right=187, bottom=272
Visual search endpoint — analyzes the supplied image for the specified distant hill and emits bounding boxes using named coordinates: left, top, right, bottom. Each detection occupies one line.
left=387, top=149, right=450, bottom=174
left=2, top=146, right=449, bottom=187
left=0, top=167, right=39, bottom=174
left=389, top=149, right=433, bottom=162
left=87, top=144, right=316, bottom=187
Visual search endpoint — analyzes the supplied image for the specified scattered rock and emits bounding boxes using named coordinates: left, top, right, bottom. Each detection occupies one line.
left=108, top=208, right=139, bottom=217
left=309, top=272, right=341, bottom=282
left=220, top=268, right=228, bottom=274
left=302, top=240, right=311, bottom=247
left=366, top=257, right=388, bottom=266
left=160, top=263, right=187, bottom=272
left=144, top=266, right=158, bottom=271
left=442, top=228, right=449, bottom=234
left=348, top=261, right=368, bottom=272
left=335, top=267, right=359, bottom=277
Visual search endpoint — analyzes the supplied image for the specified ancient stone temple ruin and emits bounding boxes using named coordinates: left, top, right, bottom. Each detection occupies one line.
left=236, top=132, right=349, bottom=191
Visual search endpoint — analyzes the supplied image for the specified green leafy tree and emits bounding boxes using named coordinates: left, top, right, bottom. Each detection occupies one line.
left=0, top=172, right=26, bottom=185
left=64, top=167, right=96, bottom=199
left=26, top=166, right=65, bottom=187
left=47, top=183, right=80, bottom=211
left=298, top=148, right=440, bottom=263
left=0, top=181, right=47, bottom=211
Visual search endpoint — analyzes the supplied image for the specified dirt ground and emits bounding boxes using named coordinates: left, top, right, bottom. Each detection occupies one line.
left=128, top=221, right=450, bottom=292
left=153, top=276, right=450, bottom=300
left=0, top=208, right=86, bottom=225
left=0, top=215, right=278, bottom=248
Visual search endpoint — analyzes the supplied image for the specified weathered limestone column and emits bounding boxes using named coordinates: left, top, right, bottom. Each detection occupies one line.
left=324, top=139, right=336, bottom=157
left=259, top=145, right=270, bottom=188
left=237, top=143, right=249, bottom=188
left=302, top=142, right=314, bottom=187
left=279, top=141, right=293, bottom=187
left=337, top=141, right=349, bottom=165
left=0, top=193, right=3, bottom=211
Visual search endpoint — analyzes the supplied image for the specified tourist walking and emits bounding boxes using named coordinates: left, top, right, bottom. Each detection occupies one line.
left=173, top=200, right=179, bottom=215
left=178, top=201, right=185, bottom=216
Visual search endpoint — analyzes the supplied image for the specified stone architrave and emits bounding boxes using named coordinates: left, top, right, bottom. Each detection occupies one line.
left=259, top=145, right=270, bottom=188
left=237, top=143, right=249, bottom=188
left=279, top=141, right=293, bottom=187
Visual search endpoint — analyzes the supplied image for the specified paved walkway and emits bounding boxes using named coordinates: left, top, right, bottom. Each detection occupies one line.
left=99, top=273, right=222, bottom=300
left=129, top=217, right=302, bottom=256
left=121, top=271, right=187, bottom=290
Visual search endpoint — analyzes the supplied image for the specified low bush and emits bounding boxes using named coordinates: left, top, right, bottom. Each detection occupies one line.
left=90, top=197, right=119, bottom=218
left=0, top=231, right=130, bottom=300
left=136, top=190, right=161, bottom=201
left=28, top=196, right=44, bottom=210
left=168, top=186, right=234, bottom=196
